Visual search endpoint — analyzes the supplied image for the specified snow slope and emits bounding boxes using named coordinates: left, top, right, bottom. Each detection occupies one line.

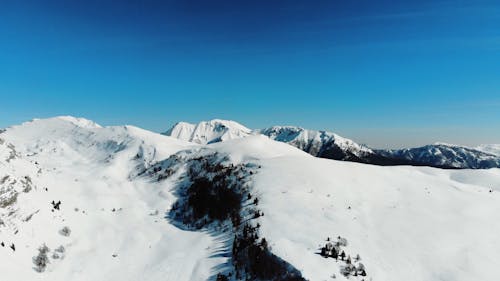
left=190, top=136, right=500, bottom=281
left=2, top=116, right=500, bottom=281
left=254, top=156, right=500, bottom=281
left=0, top=117, right=224, bottom=281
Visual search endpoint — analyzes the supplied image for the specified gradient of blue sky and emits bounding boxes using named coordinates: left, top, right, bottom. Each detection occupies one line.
left=0, top=0, right=499, bottom=148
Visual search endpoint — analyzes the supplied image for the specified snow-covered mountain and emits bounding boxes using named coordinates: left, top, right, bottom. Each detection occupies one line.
left=379, top=143, right=500, bottom=169
left=165, top=120, right=397, bottom=166
left=2, top=116, right=500, bottom=281
left=165, top=119, right=500, bottom=169
left=259, top=126, right=373, bottom=160
left=164, top=119, right=252, bottom=144
left=164, top=120, right=373, bottom=161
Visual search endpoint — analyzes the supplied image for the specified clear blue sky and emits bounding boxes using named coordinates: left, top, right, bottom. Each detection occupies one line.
left=0, top=0, right=499, bottom=148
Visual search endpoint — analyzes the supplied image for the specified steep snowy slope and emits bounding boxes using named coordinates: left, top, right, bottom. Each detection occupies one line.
left=164, top=119, right=252, bottom=144
left=193, top=137, right=500, bottom=281
left=379, top=143, right=500, bottom=169
left=0, top=137, right=40, bottom=235
left=0, top=117, right=226, bottom=281
left=145, top=135, right=500, bottom=281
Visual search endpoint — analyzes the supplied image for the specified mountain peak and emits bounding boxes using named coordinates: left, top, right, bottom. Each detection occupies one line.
left=164, top=119, right=252, bottom=144
left=22, top=116, right=102, bottom=129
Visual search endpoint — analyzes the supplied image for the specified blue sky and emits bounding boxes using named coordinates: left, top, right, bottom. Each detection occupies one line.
left=0, top=0, right=499, bottom=148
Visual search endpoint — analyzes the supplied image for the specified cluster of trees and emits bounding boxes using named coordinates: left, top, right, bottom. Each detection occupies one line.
left=187, top=177, right=242, bottom=222
left=340, top=261, right=366, bottom=278
left=32, top=244, right=50, bottom=272
left=168, top=154, right=304, bottom=280
left=169, top=153, right=252, bottom=229
left=32, top=243, right=67, bottom=272
left=52, top=245, right=65, bottom=260
left=319, top=237, right=367, bottom=278
left=1, top=241, right=16, bottom=251
left=231, top=223, right=304, bottom=281
left=320, top=236, right=347, bottom=259
left=175, top=167, right=244, bottom=227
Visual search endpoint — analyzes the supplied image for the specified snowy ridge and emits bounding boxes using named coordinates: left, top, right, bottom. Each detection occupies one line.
left=379, top=143, right=500, bottom=169
left=4, top=116, right=192, bottom=171
left=165, top=120, right=378, bottom=164
left=29, top=116, right=102, bottom=129
left=166, top=119, right=500, bottom=169
left=259, top=125, right=373, bottom=159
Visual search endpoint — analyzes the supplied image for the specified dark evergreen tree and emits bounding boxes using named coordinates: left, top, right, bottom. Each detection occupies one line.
left=340, top=250, right=346, bottom=260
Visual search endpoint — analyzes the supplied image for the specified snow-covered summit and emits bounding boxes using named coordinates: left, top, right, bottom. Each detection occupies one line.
left=3, top=116, right=192, bottom=171
left=259, top=125, right=373, bottom=159
left=27, top=116, right=102, bottom=129
left=165, top=120, right=375, bottom=162
left=164, top=119, right=253, bottom=144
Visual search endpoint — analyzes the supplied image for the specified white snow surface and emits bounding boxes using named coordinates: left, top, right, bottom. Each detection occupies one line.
left=0, top=117, right=222, bottom=281
left=476, top=144, right=500, bottom=156
left=254, top=157, right=500, bottom=281
left=1, top=116, right=500, bottom=281
left=165, top=119, right=253, bottom=144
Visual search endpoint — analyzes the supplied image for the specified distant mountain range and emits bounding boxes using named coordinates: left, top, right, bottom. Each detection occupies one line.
left=165, top=119, right=500, bottom=169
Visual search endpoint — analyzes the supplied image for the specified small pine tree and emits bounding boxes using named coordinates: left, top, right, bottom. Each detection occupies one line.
left=320, top=246, right=327, bottom=257
left=357, top=263, right=365, bottom=272
left=332, top=249, right=338, bottom=260
left=59, top=226, right=71, bottom=237
left=260, top=238, right=268, bottom=250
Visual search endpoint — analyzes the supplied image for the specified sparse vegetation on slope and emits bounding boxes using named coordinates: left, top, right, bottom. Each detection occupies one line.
left=148, top=151, right=305, bottom=281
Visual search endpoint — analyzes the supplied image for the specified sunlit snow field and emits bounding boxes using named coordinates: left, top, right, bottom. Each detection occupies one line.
left=1, top=117, right=499, bottom=281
